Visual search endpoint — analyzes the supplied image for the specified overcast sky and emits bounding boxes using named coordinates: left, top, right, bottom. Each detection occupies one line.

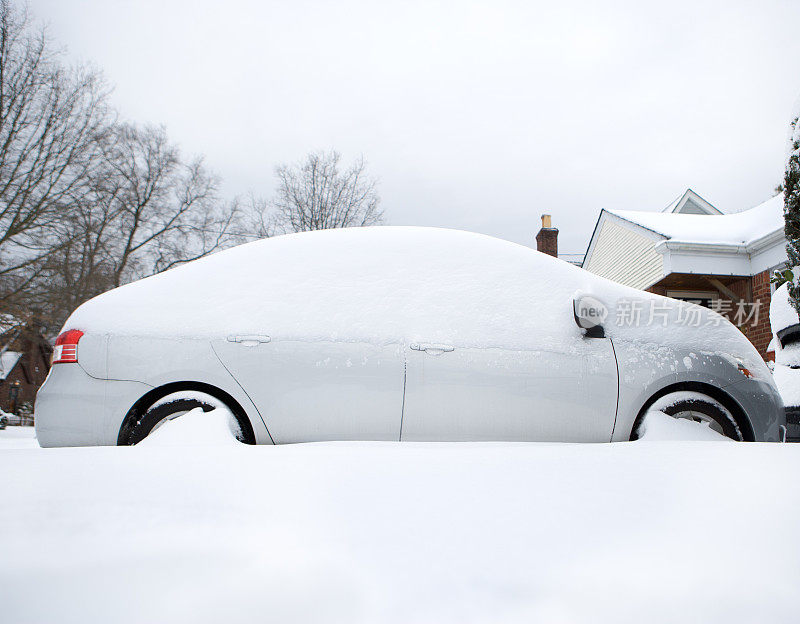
left=29, top=0, right=800, bottom=256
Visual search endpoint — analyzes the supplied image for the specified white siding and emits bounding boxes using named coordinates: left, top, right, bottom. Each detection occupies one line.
left=584, top=218, right=664, bottom=289
left=677, top=198, right=707, bottom=214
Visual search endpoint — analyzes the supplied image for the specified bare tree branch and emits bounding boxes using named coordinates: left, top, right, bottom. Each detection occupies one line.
left=266, top=150, right=383, bottom=234
left=0, top=0, right=110, bottom=321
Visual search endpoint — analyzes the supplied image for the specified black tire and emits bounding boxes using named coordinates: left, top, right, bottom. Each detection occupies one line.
left=632, top=392, right=744, bottom=441
left=123, top=397, right=248, bottom=445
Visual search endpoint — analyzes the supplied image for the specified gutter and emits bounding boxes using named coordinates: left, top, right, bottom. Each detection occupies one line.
left=746, top=228, right=785, bottom=255
left=653, top=227, right=783, bottom=257
left=654, top=240, right=745, bottom=256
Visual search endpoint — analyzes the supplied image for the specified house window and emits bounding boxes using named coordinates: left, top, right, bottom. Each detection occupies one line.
left=666, top=290, right=718, bottom=309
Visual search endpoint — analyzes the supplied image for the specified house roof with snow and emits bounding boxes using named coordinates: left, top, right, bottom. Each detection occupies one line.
left=0, top=351, right=22, bottom=381
left=582, top=190, right=787, bottom=290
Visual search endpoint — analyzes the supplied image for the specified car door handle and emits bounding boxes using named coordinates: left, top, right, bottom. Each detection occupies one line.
left=410, top=343, right=455, bottom=355
left=227, top=334, right=271, bottom=346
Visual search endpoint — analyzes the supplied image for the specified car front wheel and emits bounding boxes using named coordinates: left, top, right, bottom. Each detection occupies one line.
left=632, top=390, right=744, bottom=441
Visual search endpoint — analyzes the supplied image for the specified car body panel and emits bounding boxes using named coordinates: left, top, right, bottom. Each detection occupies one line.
left=75, top=333, right=108, bottom=379
left=35, top=334, right=274, bottom=445
left=724, top=378, right=784, bottom=441
left=212, top=339, right=405, bottom=443
left=402, top=339, right=618, bottom=442
left=105, top=335, right=274, bottom=444
left=610, top=339, right=785, bottom=441
left=35, top=363, right=150, bottom=447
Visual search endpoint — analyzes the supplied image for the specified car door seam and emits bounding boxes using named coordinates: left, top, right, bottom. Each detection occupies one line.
left=608, top=337, right=621, bottom=441
left=210, top=342, right=276, bottom=444
left=399, top=356, right=407, bottom=441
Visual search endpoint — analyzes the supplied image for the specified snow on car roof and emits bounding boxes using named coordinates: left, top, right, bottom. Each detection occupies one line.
left=609, top=193, right=784, bottom=246
left=65, top=226, right=767, bottom=375
left=68, top=227, right=598, bottom=348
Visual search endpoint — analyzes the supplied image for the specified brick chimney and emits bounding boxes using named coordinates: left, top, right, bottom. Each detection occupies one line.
left=535, top=214, right=558, bottom=257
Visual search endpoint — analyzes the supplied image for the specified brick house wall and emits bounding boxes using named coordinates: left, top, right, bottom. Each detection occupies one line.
left=748, top=270, right=773, bottom=358
left=646, top=270, right=774, bottom=360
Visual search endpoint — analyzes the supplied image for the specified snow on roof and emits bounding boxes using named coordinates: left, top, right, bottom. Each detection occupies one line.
left=609, top=193, right=784, bottom=247
left=0, top=351, right=21, bottom=380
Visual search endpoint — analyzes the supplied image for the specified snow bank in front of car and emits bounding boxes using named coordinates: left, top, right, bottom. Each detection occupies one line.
left=637, top=410, right=731, bottom=441
left=138, top=407, right=242, bottom=447
left=3, top=439, right=799, bottom=623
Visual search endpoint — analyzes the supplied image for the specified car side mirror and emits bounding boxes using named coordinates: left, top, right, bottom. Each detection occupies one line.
left=573, top=294, right=607, bottom=338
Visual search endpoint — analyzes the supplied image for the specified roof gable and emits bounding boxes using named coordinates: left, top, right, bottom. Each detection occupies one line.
left=661, top=189, right=722, bottom=215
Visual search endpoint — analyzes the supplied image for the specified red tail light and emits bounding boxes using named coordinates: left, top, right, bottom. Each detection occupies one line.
left=52, top=329, right=84, bottom=364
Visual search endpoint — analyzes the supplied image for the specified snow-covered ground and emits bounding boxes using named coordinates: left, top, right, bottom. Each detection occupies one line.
left=0, top=425, right=38, bottom=449
left=1, top=414, right=798, bottom=624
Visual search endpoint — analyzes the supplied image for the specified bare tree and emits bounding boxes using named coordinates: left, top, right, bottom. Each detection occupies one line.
left=93, top=123, right=236, bottom=287
left=32, top=198, right=116, bottom=324
left=0, top=0, right=110, bottom=309
left=19, top=122, right=239, bottom=329
left=2, top=3, right=385, bottom=330
left=267, top=151, right=382, bottom=234
left=0, top=3, right=239, bottom=328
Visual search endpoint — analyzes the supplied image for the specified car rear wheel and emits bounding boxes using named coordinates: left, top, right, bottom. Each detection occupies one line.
left=122, top=391, right=249, bottom=445
left=632, top=390, right=744, bottom=441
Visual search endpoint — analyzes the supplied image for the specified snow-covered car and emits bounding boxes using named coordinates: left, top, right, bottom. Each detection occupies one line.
left=769, top=283, right=800, bottom=442
left=35, top=227, right=785, bottom=446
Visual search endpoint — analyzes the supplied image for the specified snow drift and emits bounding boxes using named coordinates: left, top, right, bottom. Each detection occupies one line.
left=139, top=406, right=242, bottom=447
left=637, top=410, right=730, bottom=441
left=0, top=427, right=797, bottom=624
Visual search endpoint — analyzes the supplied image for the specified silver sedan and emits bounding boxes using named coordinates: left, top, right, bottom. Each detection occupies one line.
left=35, top=227, right=785, bottom=446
